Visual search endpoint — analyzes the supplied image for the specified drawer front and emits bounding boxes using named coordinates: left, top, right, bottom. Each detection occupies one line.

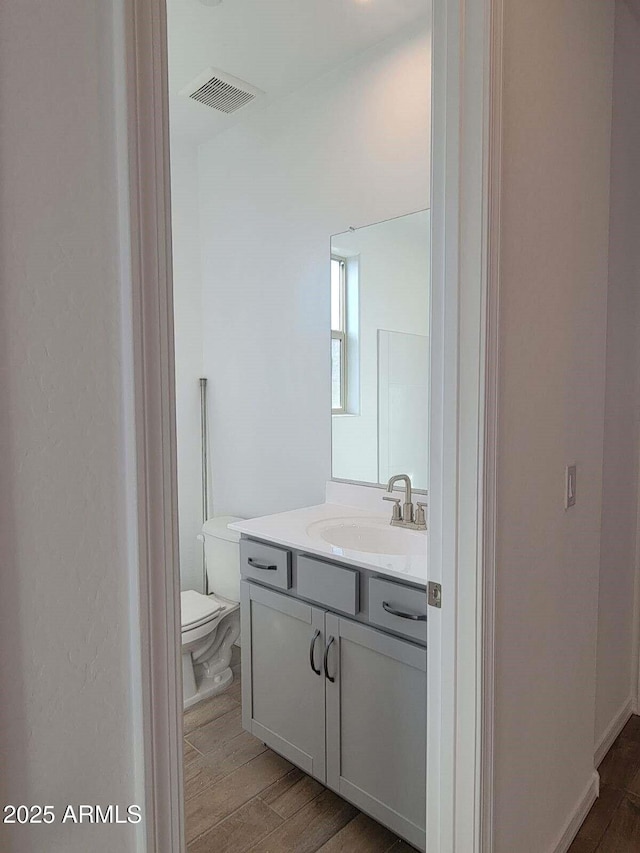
left=297, top=555, right=359, bottom=615
left=240, top=539, right=291, bottom=590
left=368, top=578, right=427, bottom=644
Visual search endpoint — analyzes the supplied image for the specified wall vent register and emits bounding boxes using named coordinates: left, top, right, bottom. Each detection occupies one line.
left=181, top=67, right=263, bottom=114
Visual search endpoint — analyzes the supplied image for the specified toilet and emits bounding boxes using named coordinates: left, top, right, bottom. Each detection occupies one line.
left=180, top=515, right=242, bottom=709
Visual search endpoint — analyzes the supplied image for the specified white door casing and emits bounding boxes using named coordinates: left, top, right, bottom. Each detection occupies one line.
left=124, top=0, right=185, bottom=850
left=428, top=0, right=501, bottom=850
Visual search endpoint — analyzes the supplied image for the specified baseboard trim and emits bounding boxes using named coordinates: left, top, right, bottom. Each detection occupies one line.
left=549, top=771, right=599, bottom=853
left=594, top=696, right=635, bottom=768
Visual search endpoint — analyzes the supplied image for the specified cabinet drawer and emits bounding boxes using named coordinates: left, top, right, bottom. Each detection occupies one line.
left=297, top=555, right=359, bottom=615
left=368, top=578, right=427, bottom=644
left=240, top=539, right=291, bottom=590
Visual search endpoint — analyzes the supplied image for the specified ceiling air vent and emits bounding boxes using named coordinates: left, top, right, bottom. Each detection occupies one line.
left=181, top=68, right=263, bottom=114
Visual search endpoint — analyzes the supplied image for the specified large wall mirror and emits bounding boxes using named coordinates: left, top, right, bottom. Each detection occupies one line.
left=331, top=209, right=430, bottom=491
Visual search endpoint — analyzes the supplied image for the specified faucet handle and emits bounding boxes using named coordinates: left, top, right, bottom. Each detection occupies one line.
left=383, top=496, right=402, bottom=522
left=415, top=502, right=427, bottom=528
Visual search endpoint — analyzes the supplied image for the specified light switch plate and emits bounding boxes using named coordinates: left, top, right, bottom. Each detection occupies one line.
left=565, top=465, right=577, bottom=509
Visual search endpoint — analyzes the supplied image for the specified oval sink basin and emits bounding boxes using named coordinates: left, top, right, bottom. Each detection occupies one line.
left=306, top=517, right=425, bottom=556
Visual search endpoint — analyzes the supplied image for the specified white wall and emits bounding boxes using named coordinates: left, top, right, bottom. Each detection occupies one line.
left=170, top=140, right=205, bottom=592
left=196, top=24, right=431, bottom=519
left=595, top=0, right=640, bottom=750
left=0, top=2, right=139, bottom=852
left=331, top=212, right=430, bottom=486
left=495, top=1, right=615, bottom=850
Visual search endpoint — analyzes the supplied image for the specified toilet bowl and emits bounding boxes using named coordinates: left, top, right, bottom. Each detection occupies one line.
left=180, top=515, right=242, bottom=709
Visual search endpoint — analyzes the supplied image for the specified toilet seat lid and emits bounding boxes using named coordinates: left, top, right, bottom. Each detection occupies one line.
left=181, top=589, right=224, bottom=632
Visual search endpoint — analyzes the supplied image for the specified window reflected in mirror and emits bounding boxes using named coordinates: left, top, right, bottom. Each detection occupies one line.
left=331, top=209, right=430, bottom=490
left=331, top=257, right=347, bottom=413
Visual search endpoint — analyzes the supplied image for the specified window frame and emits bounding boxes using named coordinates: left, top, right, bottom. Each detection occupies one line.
left=331, top=255, right=348, bottom=415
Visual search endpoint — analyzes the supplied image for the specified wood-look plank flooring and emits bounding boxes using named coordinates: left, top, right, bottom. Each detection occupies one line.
left=570, top=715, right=640, bottom=852
left=185, top=656, right=640, bottom=852
left=184, top=648, right=417, bottom=852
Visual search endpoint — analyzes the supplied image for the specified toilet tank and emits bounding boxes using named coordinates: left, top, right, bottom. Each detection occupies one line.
left=201, top=515, right=243, bottom=603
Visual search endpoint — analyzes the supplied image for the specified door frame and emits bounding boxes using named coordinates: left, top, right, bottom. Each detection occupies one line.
left=125, top=0, right=184, bottom=850
left=123, top=0, right=503, bottom=849
left=428, top=0, right=502, bottom=849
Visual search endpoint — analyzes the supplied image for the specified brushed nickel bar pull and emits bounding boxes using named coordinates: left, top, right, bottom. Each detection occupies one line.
left=382, top=601, right=427, bottom=622
left=309, top=629, right=322, bottom=676
left=324, top=636, right=336, bottom=683
left=247, top=558, right=277, bottom=571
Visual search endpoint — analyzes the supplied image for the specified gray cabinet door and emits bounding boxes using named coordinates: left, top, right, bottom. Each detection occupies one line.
left=241, top=581, right=326, bottom=782
left=325, top=613, right=427, bottom=851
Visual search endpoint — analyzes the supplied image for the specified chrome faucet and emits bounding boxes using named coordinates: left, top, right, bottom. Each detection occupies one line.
left=383, top=474, right=427, bottom=530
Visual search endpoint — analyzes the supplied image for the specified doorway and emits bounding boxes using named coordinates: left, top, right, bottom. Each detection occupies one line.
left=124, top=0, right=497, bottom=849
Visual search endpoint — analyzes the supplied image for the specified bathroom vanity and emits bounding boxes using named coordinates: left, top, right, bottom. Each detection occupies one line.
left=230, top=499, right=428, bottom=851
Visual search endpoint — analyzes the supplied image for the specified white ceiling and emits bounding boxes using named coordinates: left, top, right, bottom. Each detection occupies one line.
left=167, top=0, right=430, bottom=145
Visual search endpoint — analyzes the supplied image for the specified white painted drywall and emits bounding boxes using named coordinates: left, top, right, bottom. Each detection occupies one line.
left=331, top=212, right=430, bottom=486
left=196, top=25, right=431, bottom=519
left=377, top=332, right=429, bottom=489
left=0, top=1, right=139, bottom=851
left=494, top=1, right=614, bottom=850
left=166, top=0, right=429, bottom=145
left=595, top=0, right=640, bottom=750
left=170, top=139, right=205, bottom=592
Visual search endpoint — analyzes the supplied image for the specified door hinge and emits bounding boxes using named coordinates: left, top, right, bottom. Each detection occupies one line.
left=428, top=581, right=442, bottom=609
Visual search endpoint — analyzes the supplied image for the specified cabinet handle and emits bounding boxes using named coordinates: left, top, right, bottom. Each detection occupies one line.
left=382, top=601, right=427, bottom=622
left=309, top=629, right=322, bottom=676
left=248, top=558, right=277, bottom=571
left=323, top=636, right=336, bottom=683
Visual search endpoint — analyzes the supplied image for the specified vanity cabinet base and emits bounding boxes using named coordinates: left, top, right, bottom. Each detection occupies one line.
left=241, top=580, right=426, bottom=852
left=325, top=613, right=427, bottom=850
left=240, top=582, right=326, bottom=782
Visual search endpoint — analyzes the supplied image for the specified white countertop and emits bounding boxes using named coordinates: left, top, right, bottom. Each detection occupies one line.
left=228, top=502, right=427, bottom=586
